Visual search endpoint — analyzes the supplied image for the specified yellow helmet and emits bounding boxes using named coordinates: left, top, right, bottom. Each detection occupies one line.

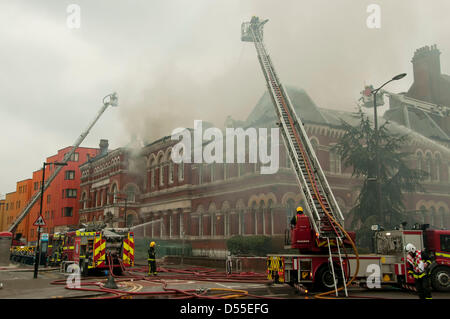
left=296, top=206, right=303, bottom=213
left=150, top=241, right=155, bottom=247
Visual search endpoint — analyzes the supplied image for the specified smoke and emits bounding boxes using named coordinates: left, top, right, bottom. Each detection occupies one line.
left=115, top=0, right=450, bottom=145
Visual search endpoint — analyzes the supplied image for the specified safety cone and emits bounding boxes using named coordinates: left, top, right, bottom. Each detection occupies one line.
left=104, top=273, right=118, bottom=289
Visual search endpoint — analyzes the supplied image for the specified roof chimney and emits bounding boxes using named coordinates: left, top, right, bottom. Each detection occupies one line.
left=99, top=139, right=109, bottom=156
left=409, top=44, right=442, bottom=104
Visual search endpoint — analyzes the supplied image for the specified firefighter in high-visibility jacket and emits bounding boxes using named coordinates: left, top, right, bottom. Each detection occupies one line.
left=290, top=206, right=305, bottom=228
left=148, top=241, right=157, bottom=276
left=405, top=243, right=432, bottom=299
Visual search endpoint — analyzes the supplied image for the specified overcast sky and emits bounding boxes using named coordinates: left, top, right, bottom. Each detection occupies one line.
left=1, top=0, right=450, bottom=195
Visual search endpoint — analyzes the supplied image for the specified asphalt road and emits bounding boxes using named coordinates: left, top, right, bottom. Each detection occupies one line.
left=0, top=262, right=449, bottom=300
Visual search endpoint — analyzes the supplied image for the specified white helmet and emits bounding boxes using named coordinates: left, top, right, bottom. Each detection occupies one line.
left=405, top=243, right=416, bottom=253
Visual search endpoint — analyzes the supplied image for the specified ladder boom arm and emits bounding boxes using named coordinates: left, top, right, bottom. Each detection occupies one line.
left=8, top=93, right=118, bottom=233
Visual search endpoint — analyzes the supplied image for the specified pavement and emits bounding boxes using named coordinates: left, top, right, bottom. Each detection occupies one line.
left=0, top=261, right=449, bottom=299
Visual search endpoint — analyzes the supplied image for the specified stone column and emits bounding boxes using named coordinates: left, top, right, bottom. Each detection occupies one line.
left=238, top=211, right=242, bottom=235
left=211, top=213, right=215, bottom=237
left=262, top=209, right=266, bottom=235
left=271, top=209, right=274, bottom=235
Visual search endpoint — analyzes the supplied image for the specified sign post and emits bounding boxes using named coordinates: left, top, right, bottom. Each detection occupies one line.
left=33, top=214, right=46, bottom=279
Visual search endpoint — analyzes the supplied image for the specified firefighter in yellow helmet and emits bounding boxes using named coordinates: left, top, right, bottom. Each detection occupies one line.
left=148, top=241, right=157, bottom=276
left=290, top=206, right=304, bottom=228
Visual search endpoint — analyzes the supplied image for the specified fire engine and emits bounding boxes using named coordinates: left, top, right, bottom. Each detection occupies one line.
left=55, top=227, right=135, bottom=276
left=269, top=222, right=450, bottom=292
left=241, top=16, right=450, bottom=294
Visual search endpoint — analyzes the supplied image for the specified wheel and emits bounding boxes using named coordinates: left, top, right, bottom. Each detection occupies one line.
left=314, top=264, right=342, bottom=292
left=431, top=267, right=450, bottom=292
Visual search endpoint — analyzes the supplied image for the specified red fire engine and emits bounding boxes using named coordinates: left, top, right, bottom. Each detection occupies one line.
left=57, top=227, right=135, bottom=276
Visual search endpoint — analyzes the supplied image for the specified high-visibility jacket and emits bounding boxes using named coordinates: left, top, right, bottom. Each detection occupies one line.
left=148, top=247, right=156, bottom=261
left=407, top=250, right=432, bottom=279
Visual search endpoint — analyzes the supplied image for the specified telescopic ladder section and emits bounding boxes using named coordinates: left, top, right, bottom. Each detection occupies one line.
left=242, top=17, right=347, bottom=295
left=8, top=93, right=118, bottom=233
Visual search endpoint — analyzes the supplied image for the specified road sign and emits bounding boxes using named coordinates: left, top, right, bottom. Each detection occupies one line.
left=33, top=215, right=46, bottom=227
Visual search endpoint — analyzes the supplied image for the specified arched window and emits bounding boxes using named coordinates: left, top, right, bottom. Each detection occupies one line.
left=416, top=151, right=423, bottom=171
left=438, top=207, right=445, bottom=229
left=149, top=158, right=156, bottom=189
left=430, top=206, right=436, bottom=227
left=94, top=192, right=98, bottom=207
left=100, top=190, right=104, bottom=207
left=125, top=185, right=137, bottom=203
left=223, top=163, right=228, bottom=180
left=127, top=214, right=135, bottom=227
left=178, top=162, right=184, bottom=181
left=425, top=152, right=432, bottom=181
left=210, top=164, right=215, bottom=182
left=198, top=164, right=203, bottom=184
left=159, top=164, right=164, bottom=186
left=111, top=184, right=118, bottom=204
left=268, top=199, right=274, bottom=235
left=169, top=161, right=174, bottom=184
left=238, top=163, right=244, bottom=177
left=329, top=149, right=341, bottom=174
left=81, top=192, right=87, bottom=209
left=436, top=153, right=441, bottom=182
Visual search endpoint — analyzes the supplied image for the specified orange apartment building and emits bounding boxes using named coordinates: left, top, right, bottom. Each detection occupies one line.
left=0, top=146, right=99, bottom=244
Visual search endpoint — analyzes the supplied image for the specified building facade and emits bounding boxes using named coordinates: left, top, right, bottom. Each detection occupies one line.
left=78, top=86, right=450, bottom=257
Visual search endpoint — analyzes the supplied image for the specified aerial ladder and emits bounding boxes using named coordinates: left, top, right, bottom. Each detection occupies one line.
left=7, top=93, right=118, bottom=233
left=241, top=17, right=358, bottom=296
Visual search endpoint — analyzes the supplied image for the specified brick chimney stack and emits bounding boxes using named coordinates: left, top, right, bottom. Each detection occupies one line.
left=409, top=44, right=442, bottom=104
left=99, top=139, right=109, bottom=156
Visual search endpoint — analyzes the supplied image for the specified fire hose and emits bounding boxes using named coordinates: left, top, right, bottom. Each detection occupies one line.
left=50, top=256, right=281, bottom=299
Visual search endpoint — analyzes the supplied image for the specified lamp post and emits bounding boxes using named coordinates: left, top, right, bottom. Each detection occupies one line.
left=34, top=161, right=67, bottom=279
left=371, top=73, right=407, bottom=226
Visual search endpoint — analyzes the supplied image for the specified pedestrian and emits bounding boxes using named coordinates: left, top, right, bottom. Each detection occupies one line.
left=405, top=243, right=433, bottom=300
left=148, top=241, right=157, bottom=276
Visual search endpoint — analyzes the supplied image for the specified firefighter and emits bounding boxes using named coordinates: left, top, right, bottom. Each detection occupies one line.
left=148, top=241, right=157, bottom=276
left=405, top=243, right=432, bottom=300
left=290, top=206, right=304, bottom=228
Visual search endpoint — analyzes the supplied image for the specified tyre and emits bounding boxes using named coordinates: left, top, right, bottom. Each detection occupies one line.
left=314, top=264, right=342, bottom=292
left=431, top=267, right=450, bottom=292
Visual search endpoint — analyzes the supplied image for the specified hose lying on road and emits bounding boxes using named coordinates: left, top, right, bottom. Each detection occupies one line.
left=50, top=258, right=281, bottom=299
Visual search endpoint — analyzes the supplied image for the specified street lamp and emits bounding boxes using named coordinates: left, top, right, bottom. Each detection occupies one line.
left=371, top=73, right=407, bottom=226
left=34, top=161, right=67, bottom=279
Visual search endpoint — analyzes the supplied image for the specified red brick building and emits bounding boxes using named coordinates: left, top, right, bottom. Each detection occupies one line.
left=79, top=93, right=449, bottom=258
left=78, top=46, right=450, bottom=257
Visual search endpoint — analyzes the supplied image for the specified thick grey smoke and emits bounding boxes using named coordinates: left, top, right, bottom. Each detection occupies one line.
left=117, top=0, right=450, bottom=144
left=1, top=0, right=450, bottom=193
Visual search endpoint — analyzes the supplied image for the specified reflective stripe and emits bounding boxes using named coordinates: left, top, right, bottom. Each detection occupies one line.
left=148, top=258, right=155, bottom=261
left=413, top=273, right=426, bottom=279
left=436, top=252, right=450, bottom=258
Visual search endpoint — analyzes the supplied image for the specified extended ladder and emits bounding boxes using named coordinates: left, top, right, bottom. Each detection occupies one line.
left=242, top=17, right=348, bottom=295
left=8, top=93, right=118, bottom=233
